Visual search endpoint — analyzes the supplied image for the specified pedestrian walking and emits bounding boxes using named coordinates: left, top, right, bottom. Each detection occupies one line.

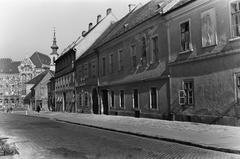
left=10, top=107, right=13, bottom=113
left=37, top=105, right=41, bottom=114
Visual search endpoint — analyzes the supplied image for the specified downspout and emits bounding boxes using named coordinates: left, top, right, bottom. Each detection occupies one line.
left=73, top=47, right=77, bottom=113
left=95, top=49, right=102, bottom=114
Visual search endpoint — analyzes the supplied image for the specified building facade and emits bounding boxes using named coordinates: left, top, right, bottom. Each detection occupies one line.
left=96, top=1, right=171, bottom=118
left=19, top=52, right=51, bottom=106
left=26, top=70, right=54, bottom=110
left=55, top=46, right=76, bottom=112
left=47, top=77, right=55, bottom=111
left=0, top=58, right=21, bottom=108
left=73, top=8, right=118, bottom=114
left=167, top=0, right=240, bottom=125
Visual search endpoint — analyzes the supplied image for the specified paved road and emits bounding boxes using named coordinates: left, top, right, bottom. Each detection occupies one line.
left=0, top=113, right=240, bottom=159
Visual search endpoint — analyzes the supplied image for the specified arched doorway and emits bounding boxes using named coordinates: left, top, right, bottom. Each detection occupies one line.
left=92, top=88, right=98, bottom=114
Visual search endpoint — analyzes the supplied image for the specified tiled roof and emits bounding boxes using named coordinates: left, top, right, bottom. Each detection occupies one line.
left=79, top=4, right=144, bottom=59
left=26, top=70, right=48, bottom=85
left=30, top=52, right=51, bottom=68
left=0, top=58, right=21, bottom=73
left=80, top=21, right=121, bottom=59
left=98, top=0, right=195, bottom=46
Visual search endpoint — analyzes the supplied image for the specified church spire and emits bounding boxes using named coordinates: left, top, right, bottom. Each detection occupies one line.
left=50, top=27, right=59, bottom=55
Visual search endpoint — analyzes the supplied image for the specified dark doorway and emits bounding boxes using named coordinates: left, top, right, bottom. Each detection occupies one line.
left=63, top=93, right=66, bottom=111
left=102, top=89, right=109, bottom=115
left=92, top=88, right=99, bottom=114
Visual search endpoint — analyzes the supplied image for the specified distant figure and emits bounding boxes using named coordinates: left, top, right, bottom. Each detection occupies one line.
left=10, top=107, right=13, bottom=113
left=37, top=105, right=41, bottom=114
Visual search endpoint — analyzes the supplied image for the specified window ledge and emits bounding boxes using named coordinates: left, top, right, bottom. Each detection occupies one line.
left=179, top=49, right=193, bottom=55
left=229, top=37, right=240, bottom=42
left=150, top=108, right=158, bottom=111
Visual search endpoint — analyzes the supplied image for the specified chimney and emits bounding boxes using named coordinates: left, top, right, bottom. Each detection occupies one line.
left=82, top=31, right=86, bottom=37
left=97, top=15, right=102, bottom=24
left=89, top=23, right=93, bottom=31
left=106, top=8, right=111, bottom=15
left=128, top=4, right=136, bottom=12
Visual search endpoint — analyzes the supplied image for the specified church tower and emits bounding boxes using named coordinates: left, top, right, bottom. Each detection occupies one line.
left=50, top=28, right=59, bottom=71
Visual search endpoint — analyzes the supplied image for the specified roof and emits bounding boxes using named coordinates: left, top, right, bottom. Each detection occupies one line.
left=98, top=0, right=195, bottom=46
left=74, top=10, right=118, bottom=60
left=30, top=52, right=51, bottom=68
left=24, top=92, right=32, bottom=100
left=79, top=4, right=143, bottom=59
left=26, top=70, right=48, bottom=85
left=0, top=58, right=21, bottom=73
left=80, top=21, right=120, bottom=59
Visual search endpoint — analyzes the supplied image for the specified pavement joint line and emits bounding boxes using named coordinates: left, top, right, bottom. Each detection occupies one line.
left=8, top=112, right=240, bottom=155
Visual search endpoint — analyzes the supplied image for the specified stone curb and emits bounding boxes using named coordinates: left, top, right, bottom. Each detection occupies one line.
left=12, top=112, right=240, bottom=155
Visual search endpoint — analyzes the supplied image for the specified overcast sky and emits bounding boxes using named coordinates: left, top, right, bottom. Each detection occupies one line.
left=0, top=0, right=149, bottom=61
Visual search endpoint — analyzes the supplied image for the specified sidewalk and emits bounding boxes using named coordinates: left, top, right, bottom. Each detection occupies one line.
left=10, top=110, right=240, bottom=154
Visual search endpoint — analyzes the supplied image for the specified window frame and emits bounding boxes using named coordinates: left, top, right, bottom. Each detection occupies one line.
left=78, top=65, right=82, bottom=82
left=150, top=35, right=159, bottom=63
left=109, top=53, right=114, bottom=74
left=118, top=49, right=124, bottom=71
left=183, top=79, right=194, bottom=106
left=92, top=60, right=96, bottom=77
left=229, top=0, right=240, bottom=41
left=110, top=91, right=115, bottom=108
left=179, top=19, right=192, bottom=54
left=102, top=56, right=106, bottom=75
left=149, top=86, right=158, bottom=110
left=79, top=92, right=82, bottom=107
left=131, top=44, right=137, bottom=68
left=84, top=63, right=88, bottom=79
left=132, top=88, right=139, bottom=109
left=119, top=89, right=125, bottom=108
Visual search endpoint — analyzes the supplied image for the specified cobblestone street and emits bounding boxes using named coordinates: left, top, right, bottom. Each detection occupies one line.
left=0, top=113, right=240, bottom=159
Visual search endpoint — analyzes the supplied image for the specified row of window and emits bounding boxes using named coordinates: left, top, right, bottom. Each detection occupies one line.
left=22, top=66, right=33, bottom=72
left=0, top=84, right=20, bottom=89
left=0, top=91, right=21, bottom=96
left=0, top=76, right=20, bottom=81
left=21, top=74, right=33, bottom=80
left=55, top=73, right=75, bottom=89
left=76, top=36, right=159, bottom=82
left=78, top=60, right=96, bottom=81
left=108, top=87, right=158, bottom=109
left=0, top=99, right=19, bottom=103
left=101, top=36, right=159, bottom=76
left=55, top=53, right=75, bottom=72
left=179, top=2, right=240, bottom=53
left=77, top=87, right=158, bottom=109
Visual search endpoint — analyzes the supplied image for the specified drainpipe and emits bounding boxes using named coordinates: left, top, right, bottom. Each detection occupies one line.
left=167, top=75, right=172, bottom=120
left=95, top=49, right=101, bottom=115
left=72, top=48, right=77, bottom=113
